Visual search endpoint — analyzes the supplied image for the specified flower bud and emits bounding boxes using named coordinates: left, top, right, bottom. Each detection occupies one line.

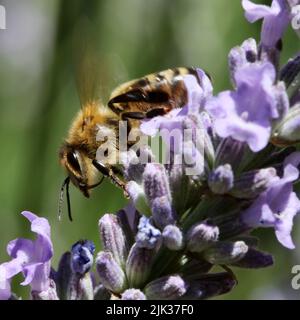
left=69, top=273, right=94, bottom=300
left=143, top=163, right=176, bottom=228
left=94, top=284, right=111, bottom=300
left=232, top=248, right=274, bottom=269
left=181, top=259, right=212, bottom=279
left=215, top=137, right=246, bottom=170
left=121, top=289, right=146, bottom=300
left=120, top=203, right=141, bottom=235
left=183, top=114, right=215, bottom=169
left=126, top=181, right=151, bottom=217
left=121, top=146, right=154, bottom=182
left=31, top=279, right=58, bottom=300
left=162, top=225, right=184, bottom=251
left=96, top=252, right=127, bottom=293
left=99, top=214, right=129, bottom=267
left=151, top=196, right=176, bottom=229
left=230, top=168, right=277, bottom=199
left=144, top=275, right=188, bottom=300
left=291, top=89, right=300, bottom=106
left=54, top=252, right=72, bottom=300
left=182, top=140, right=205, bottom=176
left=229, top=38, right=258, bottom=86
left=120, top=150, right=145, bottom=183
left=274, top=81, right=290, bottom=120
left=208, top=164, right=234, bottom=194
left=183, top=272, right=236, bottom=299
left=203, top=241, right=248, bottom=265
left=143, top=163, right=171, bottom=200
left=167, top=159, right=187, bottom=213
left=187, top=222, right=219, bottom=253
left=280, top=53, right=300, bottom=89
left=126, top=244, right=155, bottom=288
left=71, top=240, right=95, bottom=276
left=136, top=216, right=162, bottom=249
left=272, top=103, right=300, bottom=146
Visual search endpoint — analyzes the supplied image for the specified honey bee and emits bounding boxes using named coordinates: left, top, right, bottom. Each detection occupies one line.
left=59, top=67, right=204, bottom=220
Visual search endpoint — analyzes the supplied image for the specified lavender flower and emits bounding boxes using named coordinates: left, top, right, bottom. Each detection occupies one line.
left=206, top=61, right=288, bottom=152
left=0, top=211, right=53, bottom=299
left=230, top=167, right=277, bottom=199
left=203, top=241, right=249, bottom=265
left=140, top=68, right=212, bottom=139
left=2, top=0, right=300, bottom=300
left=126, top=244, right=155, bottom=288
left=0, top=263, right=13, bottom=300
left=99, top=214, right=129, bottom=266
left=242, top=0, right=291, bottom=48
left=96, top=251, right=127, bottom=293
left=208, top=164, right=234, bottom=194
left=183, top=273, right=237, bottom=299
left=144, top=275, right=188, bottom=300
left=122, top=289, right=146, bottom=300
left=241, top=152, right=300, bottom=249
left=135, top=216, right=162, bottom=249
left=143, top=163, right=176, bottom=228
left=272, top=103, right=300, bottom=145
left=187, top=222, right=219, bottom=253
left=140, top=69, right=213, bottom=162
left=162, top=225, right=184, bottom=250
left=229, top=38, right=258, bottom=85
left=71, top=240, right=95, bottom=275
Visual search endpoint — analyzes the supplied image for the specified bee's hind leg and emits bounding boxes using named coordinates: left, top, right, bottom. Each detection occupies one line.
left=145, top=107, right=170, bottom=118
left=121, top=107, right=170, bottom=121
left=121, top=112, right=146, bottom=120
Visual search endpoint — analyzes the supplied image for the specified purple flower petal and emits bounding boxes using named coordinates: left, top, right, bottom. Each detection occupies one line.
left=242, top=0, right=291, bottom=47
left=274, top=192, right=299, bottom=249
left=241, top=152, right=300, bottom=249
left=0, top=212, right=53, bottom=296
left=7, top=238, right=34, bottom=261
left=140, top=68, right=213, bottom=155
left=140, top=109, right=184, bottom=137
left=229, top=38, right=258, bottom=85
left=0, top=265, right=11, bottom=300
left=206, top=61, right=287, bottom=152
left=242, top=0, right=281, bottom=22
left=183, top=69, right=213, bottom=113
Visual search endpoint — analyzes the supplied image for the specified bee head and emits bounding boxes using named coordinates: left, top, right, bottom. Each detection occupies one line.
left=59, top=144, right=92, bottom=198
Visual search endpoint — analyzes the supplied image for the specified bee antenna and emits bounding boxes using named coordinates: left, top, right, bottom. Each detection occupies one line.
left=65, top=177, right=73, bottom=222
left=58, top=177, right=73, bottom=222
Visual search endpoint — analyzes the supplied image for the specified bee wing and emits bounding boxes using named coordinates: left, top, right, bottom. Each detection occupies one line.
left=72, top=18, right=110, bottom=109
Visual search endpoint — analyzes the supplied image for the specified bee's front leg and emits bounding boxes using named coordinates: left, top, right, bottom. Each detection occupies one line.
left=92, top=160, right=129, bottom=197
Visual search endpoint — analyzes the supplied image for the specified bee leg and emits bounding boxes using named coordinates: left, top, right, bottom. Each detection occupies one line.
left=92, top=160, right=129, bottom=197
left=121, top=107, right=171, bottom=121
left=121, top=112, right=146, bottom=120
left=108, top=90, right=147, bottom=114
left=145, top=107, right=170, bottom=118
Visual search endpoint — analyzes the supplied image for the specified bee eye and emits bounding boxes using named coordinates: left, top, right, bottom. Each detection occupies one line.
left=67, top=151, right=81, bottom=174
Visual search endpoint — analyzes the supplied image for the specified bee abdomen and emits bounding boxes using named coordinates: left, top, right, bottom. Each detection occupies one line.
left=107, top=67, right=201, bottom=116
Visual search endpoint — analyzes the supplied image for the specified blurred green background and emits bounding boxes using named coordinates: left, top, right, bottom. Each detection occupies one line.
left=0, top=0, right=299, bottom=299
